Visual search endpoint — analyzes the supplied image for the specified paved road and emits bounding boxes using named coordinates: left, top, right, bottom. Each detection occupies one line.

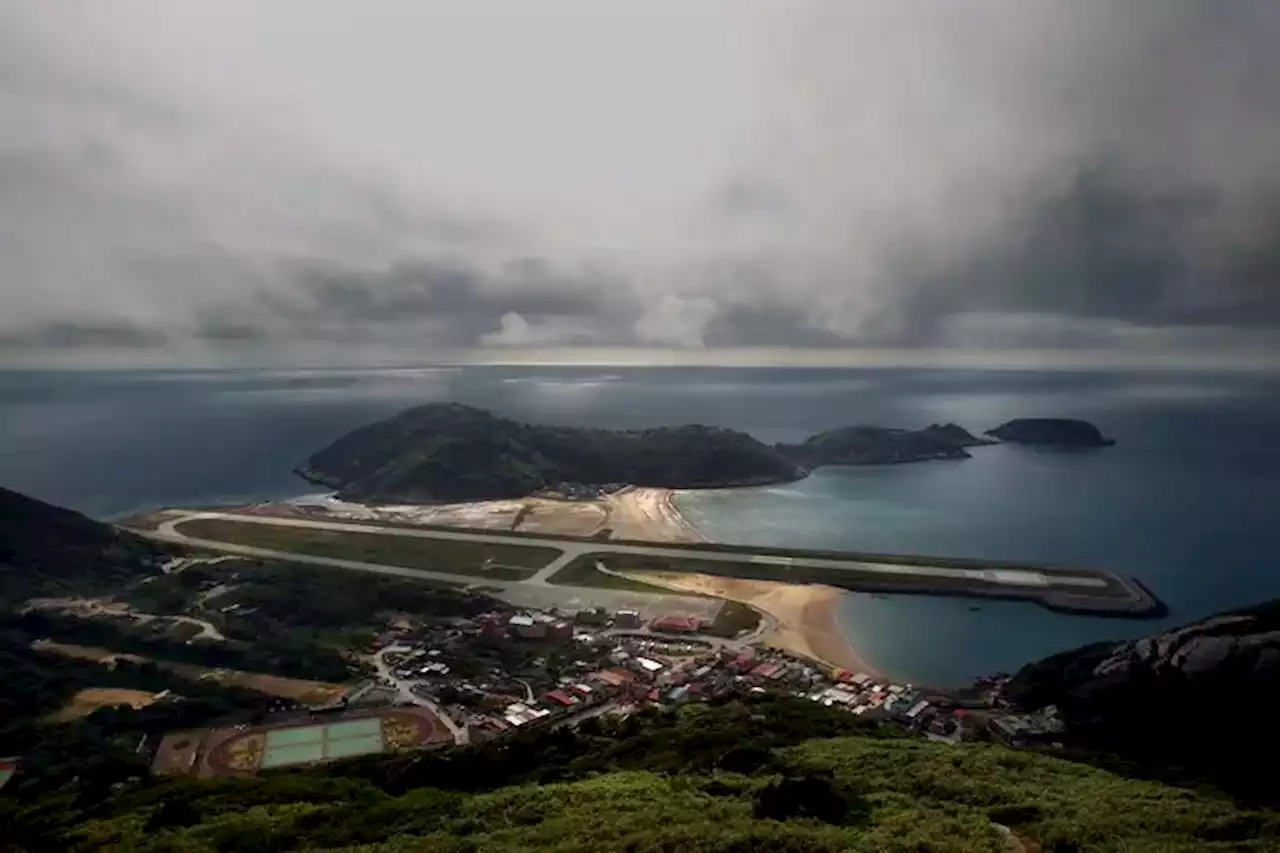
left=373, top=647, right=468, bottom=744
left=147, top=510, right=1110, bottom=591
left=170, top=614, right=226, bottom=641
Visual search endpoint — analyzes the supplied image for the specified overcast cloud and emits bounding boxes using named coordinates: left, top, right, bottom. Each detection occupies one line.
left=2, top=1, right=1279, bottom=367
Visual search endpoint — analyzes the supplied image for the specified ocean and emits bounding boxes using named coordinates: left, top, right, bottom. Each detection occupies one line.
left=3, top=364, right=1279, bottom=686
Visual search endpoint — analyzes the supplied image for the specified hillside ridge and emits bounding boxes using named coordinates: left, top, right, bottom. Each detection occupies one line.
left=298, top=404, right=1005, bottom=502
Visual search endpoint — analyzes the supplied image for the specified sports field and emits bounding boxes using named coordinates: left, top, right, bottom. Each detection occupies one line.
left=152, top=707, right=449, bottom=777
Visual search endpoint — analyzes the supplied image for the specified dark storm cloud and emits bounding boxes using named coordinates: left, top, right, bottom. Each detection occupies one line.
left=295, top=261, right=610, bottom=324
left=702, top=304, right=849, bottom=349
left=930, top=167, right=1280, bottom=331
left=2, top=2, right=1280, bottom=364
left=0, top=321, right=168, bottom=349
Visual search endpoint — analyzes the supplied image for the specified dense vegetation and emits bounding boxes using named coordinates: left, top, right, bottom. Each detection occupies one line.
left=12, top=555, right=513, bottom=684
left=0, top=487, right=166, bottom=605
left=985, top=418, right=1115, bottom=446
left=3, top=609, right=358, bottom=683
left=298, top=404, right=1008, bottom=502
left=1005, top=596, right=1280, bottom=803
left=213, top=560, right=501, bottom=634
left=3, top=696, right=1275, bottom=852
left=298, top=403, right=806, bottom=501
left=776, top=425, right=975, bottom=467
left=0, top=633, right=274, bottom=779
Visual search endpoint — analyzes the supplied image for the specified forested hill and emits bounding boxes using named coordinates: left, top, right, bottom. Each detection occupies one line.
left=297, top=404, right=995, bottom=502
left=6, top=697, right=1276, bottom=852
left=298, top=403, right=806, bottom=501
left=775, top=423, right=985, bottom=468
left=0, top=487, right=164, bottom=605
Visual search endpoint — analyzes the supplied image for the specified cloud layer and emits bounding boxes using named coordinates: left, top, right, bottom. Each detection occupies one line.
left=2, top=1, right=1279, bottom=365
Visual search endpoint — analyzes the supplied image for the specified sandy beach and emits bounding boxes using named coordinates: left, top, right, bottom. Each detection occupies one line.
left=626, top=571, right=882, bottom=678
left=608, top=488, right=881, bottom=677
left=605, top=486, right=708, bottom=543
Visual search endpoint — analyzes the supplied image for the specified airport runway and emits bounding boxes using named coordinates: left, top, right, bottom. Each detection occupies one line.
left=135, top=509, right=1158, bottom=616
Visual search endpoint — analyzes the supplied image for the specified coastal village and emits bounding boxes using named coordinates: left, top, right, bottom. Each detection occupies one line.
left=100, top=477, right=1093, bottom=779
left=364, top=601, right=984, bottom=745
left=148, top=592, right=1053, bottom=778
left=6, top=462, right=1095, bottom=783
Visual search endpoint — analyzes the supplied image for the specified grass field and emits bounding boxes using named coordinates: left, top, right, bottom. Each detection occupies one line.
left=704, top=600, right=762, bottom=639
left=545, top=555, right=672, bottom=592
left=175, top=519, right=561, bottom=581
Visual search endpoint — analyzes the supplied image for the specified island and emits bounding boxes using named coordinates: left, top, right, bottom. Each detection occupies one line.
left=296, top=404, right=1000, bottom=503
left=921, top=422, right=999, bottom=448
left=984, top=418, right=1115, bottom=447
left=775, top=425, right=977, bottom=468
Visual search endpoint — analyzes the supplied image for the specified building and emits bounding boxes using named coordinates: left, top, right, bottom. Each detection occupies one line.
left=594, top=668, right=634, bottom=688
left=544, top=690, right=580, bottom=708
left=650, top=614, right=701, bottom=633
left=749, top=662, right=783, bottom=680
left=502, top=703, right=552, bottom=727
left=904, top=700, right=930, bottom=722
left=613, top=609, right=642, bottom=630
left=575, top=607, right=609, bottom=626
left=508, top=614, right=547, bottom=639
left=478, top=614, right=507, bottom=640
left=372, top=630, right=401, bottom=649
left=633, top=657, right=665, bottom=676
left=548, top=621, right=574, bottom=643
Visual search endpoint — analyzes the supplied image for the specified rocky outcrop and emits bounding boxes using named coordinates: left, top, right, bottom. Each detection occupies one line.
left=921, top=423, right=997, bottom=448
left=1004, top=599, right=1280, bottom=797
left=985, top=418, right=1114, bottom=447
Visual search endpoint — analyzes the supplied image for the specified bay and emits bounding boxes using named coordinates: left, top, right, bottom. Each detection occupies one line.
left=3, top=364, right=1278, bottom=685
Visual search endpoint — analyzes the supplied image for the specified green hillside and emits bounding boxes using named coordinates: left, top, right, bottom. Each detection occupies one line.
left=9, top=697, right=1276, bottom=852
left=295, top=403, right=998, bottom=502
left=297, top=403, right=805, bottom=501
left=0, top=487, right=166, bottom=606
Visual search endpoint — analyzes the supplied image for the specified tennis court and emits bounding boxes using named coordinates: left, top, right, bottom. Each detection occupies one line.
left=267, top=725, right=325, bottom=747
left=262, top=740, right=326, bottom=768
left=327, top=734, right=383, bottom=759
left=196, top=708, right=445, bottom=776
left=256, top=719, right=387, bottom=769
left=327, top=718, right=381, bottom=740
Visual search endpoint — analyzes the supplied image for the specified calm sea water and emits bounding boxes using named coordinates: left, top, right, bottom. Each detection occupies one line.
left=3, top=365, right=1279, bottom=685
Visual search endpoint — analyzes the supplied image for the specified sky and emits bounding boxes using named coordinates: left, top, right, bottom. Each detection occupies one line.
left=2, top=1, right=1279, bottom=369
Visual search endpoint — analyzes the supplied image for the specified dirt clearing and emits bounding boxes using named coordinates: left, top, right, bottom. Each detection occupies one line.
left=47, top=688, right=163, bottom=722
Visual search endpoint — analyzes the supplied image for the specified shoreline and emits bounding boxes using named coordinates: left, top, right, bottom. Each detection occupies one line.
left=627, top=570, right=885, bottom=680
left=605, top=486, right=708, bottom=543
left=261, top=485, right=892, bottom=679
left=629, top=489, right=891, bottom=681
